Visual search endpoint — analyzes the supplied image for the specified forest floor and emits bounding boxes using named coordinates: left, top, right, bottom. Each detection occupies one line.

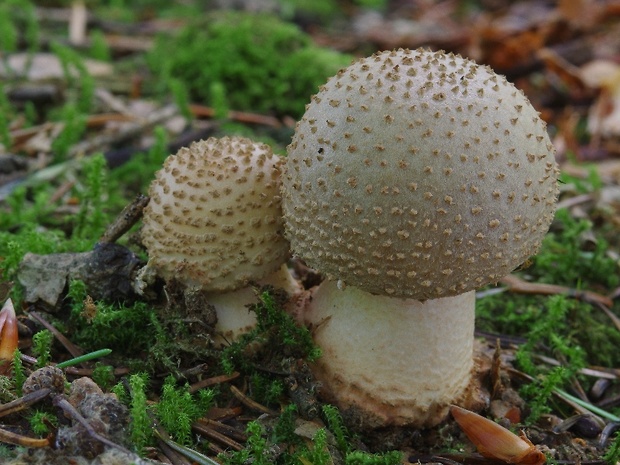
left=1, top=1, right=620, bottom=464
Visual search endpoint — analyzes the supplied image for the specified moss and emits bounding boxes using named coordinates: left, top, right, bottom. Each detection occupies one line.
left=220, top=402, right=403, bottom=464
left=477, top=201, right=620, bottom=372
left=0, top=82, right=13, bottom=149
left=304, top=427, right=331, bottom=465
left=29, top=410, right=59, bottom=436
left=12, top=349, right=25, bottom=397
left=0, top=182, right=58, bottom=233
left=514, top=296, right=585, bottom=373
left=220, top=288, right=320, bottom=377
left=0, top=152, right=119, bottom=257
left=476, top=211, right=620, bottom=426
left=69, top=298, right=157, bottom=355
left=532, top=208, right=619, bottom=289
left=109, top=125, right=170, bottom=199
left=0, top=3, right=18, bottom=54
left=91, top=363, right=115, bottom=391
left=520, top=366, right=571, bottom=422
left=72, top=153, right=110, bottom=244
left=322, top=404, right=351, bottom=454
left=155, top=375, right=216, bottom=446
left=32, top=330, right=54, bottom=368
left=88, top=29, right=111, bottom=61
left=50, top=42, right=95, bottom=114
left=0, top=373, right=17, bottom=403
left=128, top=372, right=153, bottom=453
left=559, top=164, right=603, bottom=194
left=277, top=0, right=342, bottom=20
left=605, top=431, right=620, bottom=465
left=148, top=11, right=352, bottom=118
left=345, top=450, right=403, bottom=465
left=221, top=421, right=272, bottom=465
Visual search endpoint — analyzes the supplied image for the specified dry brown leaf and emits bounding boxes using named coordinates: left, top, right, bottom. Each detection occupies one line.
left=538, top=48, right=589, bottom=96
left=558, top=0, right=601, bottom=28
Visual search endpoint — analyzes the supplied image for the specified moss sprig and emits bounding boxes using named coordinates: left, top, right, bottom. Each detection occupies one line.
left=29, top=410, right=58, bottom=436
left=12, top=349, right=25, bottom=397
left=0, top=82, right=12, bottom=149
left=303, top=427, right=331, bottom=465
left=73, top=153, right=110, bottom=244
left=604, top=430, right=620, bottom=465
left=32, top=330, right=54, bottom=369
left=322, top=404, right=351, bottom=455
left=156, top=375, right=216, bottom=446
left=128, top=372, right=153, bottom=453
left=0, top=3, right=18, bottom=55
left=50, top=104, right=87, bottom=162
left=221, top=421, right=272, bottom=465
left=50, top=42, right=95, bottom=114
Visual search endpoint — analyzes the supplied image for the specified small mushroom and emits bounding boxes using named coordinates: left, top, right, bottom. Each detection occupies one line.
left=140, top=136, right=297, bottom=344
left=282, top=48, right=559, bottom=428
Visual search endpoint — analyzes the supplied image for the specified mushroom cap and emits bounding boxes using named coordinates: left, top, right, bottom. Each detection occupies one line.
left=142, top=136, right=290, bottom=292
left=282, top=48, right=559, bottom=300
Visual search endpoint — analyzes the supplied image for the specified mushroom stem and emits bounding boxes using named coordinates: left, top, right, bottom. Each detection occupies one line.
left=303, top=279, right=478, bottom=429
left=210, top=263, right=301, bottom=346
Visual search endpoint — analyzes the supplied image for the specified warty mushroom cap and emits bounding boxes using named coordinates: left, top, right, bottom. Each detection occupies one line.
left=283, top=48, right=559, bottom=300
left=142, top=136, right=290, bottom=292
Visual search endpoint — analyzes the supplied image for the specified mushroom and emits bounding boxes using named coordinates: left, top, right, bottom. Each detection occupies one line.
left=140, top=136, right=298, bottom=344
left=282, top=48, right=559, bottom=428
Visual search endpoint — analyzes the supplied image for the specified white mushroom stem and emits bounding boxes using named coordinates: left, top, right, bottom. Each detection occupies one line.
left=210, top=263, right=301, bottom=346
left=302, top=279, right=477, bottom=429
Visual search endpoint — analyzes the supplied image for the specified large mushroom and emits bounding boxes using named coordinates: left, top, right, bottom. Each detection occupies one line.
left=282, top=48, right=559, bottom=428
left=140, top=136, right=298, bottom=344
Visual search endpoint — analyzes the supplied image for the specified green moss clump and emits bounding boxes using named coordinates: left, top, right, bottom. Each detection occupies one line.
left=91, top=363, right=116, bottom=391
left=156, top=375, right=215, bottom=446
left=148, top=11, right=352, bottom=118
left=532, top=208, right=619, bottom=289
left=477, top=205, right=620, bottom=371
left=29, top=410, right=58, bottom=436
left=508, top=296, right=586, bottom=421
left=69, top=299, right=157, bottom=354
left=222, top=421, right=272, bottom=465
